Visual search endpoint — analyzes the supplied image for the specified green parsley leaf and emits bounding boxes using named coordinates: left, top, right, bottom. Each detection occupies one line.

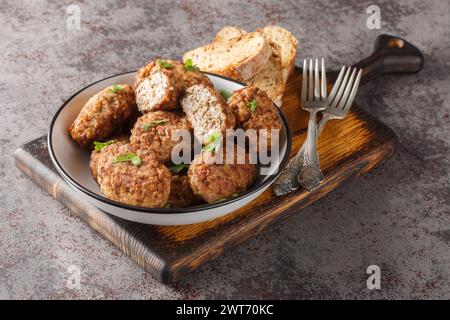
left=157, top=59, right=173, bottom=69
left=184, top=59, right=199, bottom=71
left=110, top=84, right=124, bottom=93
left=169, top=163, right=190, bottom=174
left=141, top=119, right=169, bottom=131
left=202, top=132, right=222, bottom=152
left=113, top=153, right=142, bottom=167
left=219, top=89, right=232, bottom=101
left=93, top=140, right=116, bottom=151
left=248, top=99, right=257, bottom=112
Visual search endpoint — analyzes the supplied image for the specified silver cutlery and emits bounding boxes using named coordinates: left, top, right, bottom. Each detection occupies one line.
left=273, top=64, right=362, bottom=195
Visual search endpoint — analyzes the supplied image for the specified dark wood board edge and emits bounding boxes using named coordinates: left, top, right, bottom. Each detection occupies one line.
left=14, top=141, right=167, bottom=283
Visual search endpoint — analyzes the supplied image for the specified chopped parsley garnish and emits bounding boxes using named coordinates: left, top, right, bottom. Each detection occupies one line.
left=157, top=59, right=173, bottom=69
left=169, top=163, right=190, bottom=174
left=202, top=132, right=222, bottom=152
left=110, top=84, right=124, bottom=93
left=248, top=99, right=257, bottom=112
left=184, top=59, right=199, bottom=71
left=93, top=140, right=116, bottom=151
left=219, top=89, right=232, bottom=101
left=113, top=153, right=142, bottom=167
left=141, top=119, right=169, bottom=131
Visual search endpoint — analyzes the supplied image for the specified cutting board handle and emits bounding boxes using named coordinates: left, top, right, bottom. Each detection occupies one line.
left=353, top=34, right=424, bottom=85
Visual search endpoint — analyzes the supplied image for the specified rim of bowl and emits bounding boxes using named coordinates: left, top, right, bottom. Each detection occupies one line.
left=48, top=71, right=292, bottom=214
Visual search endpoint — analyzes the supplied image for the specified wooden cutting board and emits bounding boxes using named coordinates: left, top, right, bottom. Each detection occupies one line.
left=14, top=66, right=397, bottom=283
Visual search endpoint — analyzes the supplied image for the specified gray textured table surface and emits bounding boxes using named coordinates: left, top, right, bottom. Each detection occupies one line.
left=1, top=0, right=449, bottom=299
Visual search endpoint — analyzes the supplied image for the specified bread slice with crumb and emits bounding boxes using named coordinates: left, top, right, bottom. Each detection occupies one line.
left=213, top=26, right=247, bottom=42
left=247, top=53, right=284, bottom=106
left=183, top=31, right=271, bottom=81
left=259, top=26, right=298, bottom=83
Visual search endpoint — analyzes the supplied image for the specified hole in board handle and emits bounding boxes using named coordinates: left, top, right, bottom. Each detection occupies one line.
left=388, top=39, right=405, bottom=48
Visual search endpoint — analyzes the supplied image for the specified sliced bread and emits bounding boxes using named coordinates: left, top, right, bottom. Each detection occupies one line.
left=247, top=53, right=284, bottom=106
left=213, top=26, right=246, bottom=42
left=259, top=26, right=298, bottom=83
left=183, top=31, right=271, bottom=81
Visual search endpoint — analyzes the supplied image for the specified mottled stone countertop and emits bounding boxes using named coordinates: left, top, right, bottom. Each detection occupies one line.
left=1, top=0, right=449, bottom=299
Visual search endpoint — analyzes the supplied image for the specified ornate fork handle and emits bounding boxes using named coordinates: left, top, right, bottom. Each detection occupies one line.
left=273, top=115, right=331, bottom=195
left=298, top=110, right=323, bottom=191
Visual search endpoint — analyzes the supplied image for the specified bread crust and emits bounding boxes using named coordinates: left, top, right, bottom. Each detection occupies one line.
left=183, top=32, right=271, bottom=81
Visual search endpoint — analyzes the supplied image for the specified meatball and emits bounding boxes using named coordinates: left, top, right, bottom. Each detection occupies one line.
left=228, top=86, right=281, bottom=149
left=188, top=147, right=256, bottom=203
left=167, top=174, right=202, bottom=208
left=134, top=59, right=212, bottom=113
left=134, top=60, right=183, bottom=112
left=68, top=84, right=137, bottom=148
left=89, top=135, right=129, bottom=183
left=130, top=111, right=192, bottom=162
left=96, top=143, right=171, bottom=208
left=181, top=83, right=235, bottom=144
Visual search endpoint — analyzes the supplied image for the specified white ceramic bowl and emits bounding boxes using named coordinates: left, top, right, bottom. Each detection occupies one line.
left=48, top=71, right=291, bottom=225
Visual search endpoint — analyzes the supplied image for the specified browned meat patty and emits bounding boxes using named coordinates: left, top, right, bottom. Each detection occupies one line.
left=167, top=175, right=202, bottom=208
left=228, top=86, right=281, bottom=149
left=96, top=143, right=171, bottom=207
left=129, top=111, right=192, bottom=162
left=181, top=83, right=235, bottom=144
left=134, top=59, right=212, bottom=113
left=68, top=84, right=137, bottom=148
left=90, top=135, right=129, bottom=183
left=188, top=147, right=256, bottom=203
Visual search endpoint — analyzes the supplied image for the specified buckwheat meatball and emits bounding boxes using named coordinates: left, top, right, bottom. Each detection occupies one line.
left=188, top=147, right=256, bottom=203
left=181, top=83, right=235, bottom=144
left=96, top=143, right=171, bottom=208
left=134, top=60, right=184, bottom=113
left=134, top=59, right=212, bottom=113
left=174, top=61, right=213, bottom=88
left=228, top=86, right=281, bottom=149
left=167, top=174, right=202, bottom=208
left=68, top=84, right=137, bottom=148
left=130, top=111, right=192, bottom=162
left=89, top=135, right=129, bottom=183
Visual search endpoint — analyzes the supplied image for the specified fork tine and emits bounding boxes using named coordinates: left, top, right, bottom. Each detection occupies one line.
left=330, top=67, right=351, bottom=108
left=327, top=66, right=345, bottom=104
left=343, top=69, right=362, bottom=111
left=308, top=59, right=313, bottom=101
left=321, top=58, right=326, bottom=100
left=301, top=59, right=307, bottom=102
left=337, top=68, right=357, bottom=109
left=314, top=58, right=320, bottom=100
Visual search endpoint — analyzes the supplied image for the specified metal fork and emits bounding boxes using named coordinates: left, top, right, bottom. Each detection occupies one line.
left=273, top=64, right=362, bottom=195
left=297, top=58, right=328, bottom=191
